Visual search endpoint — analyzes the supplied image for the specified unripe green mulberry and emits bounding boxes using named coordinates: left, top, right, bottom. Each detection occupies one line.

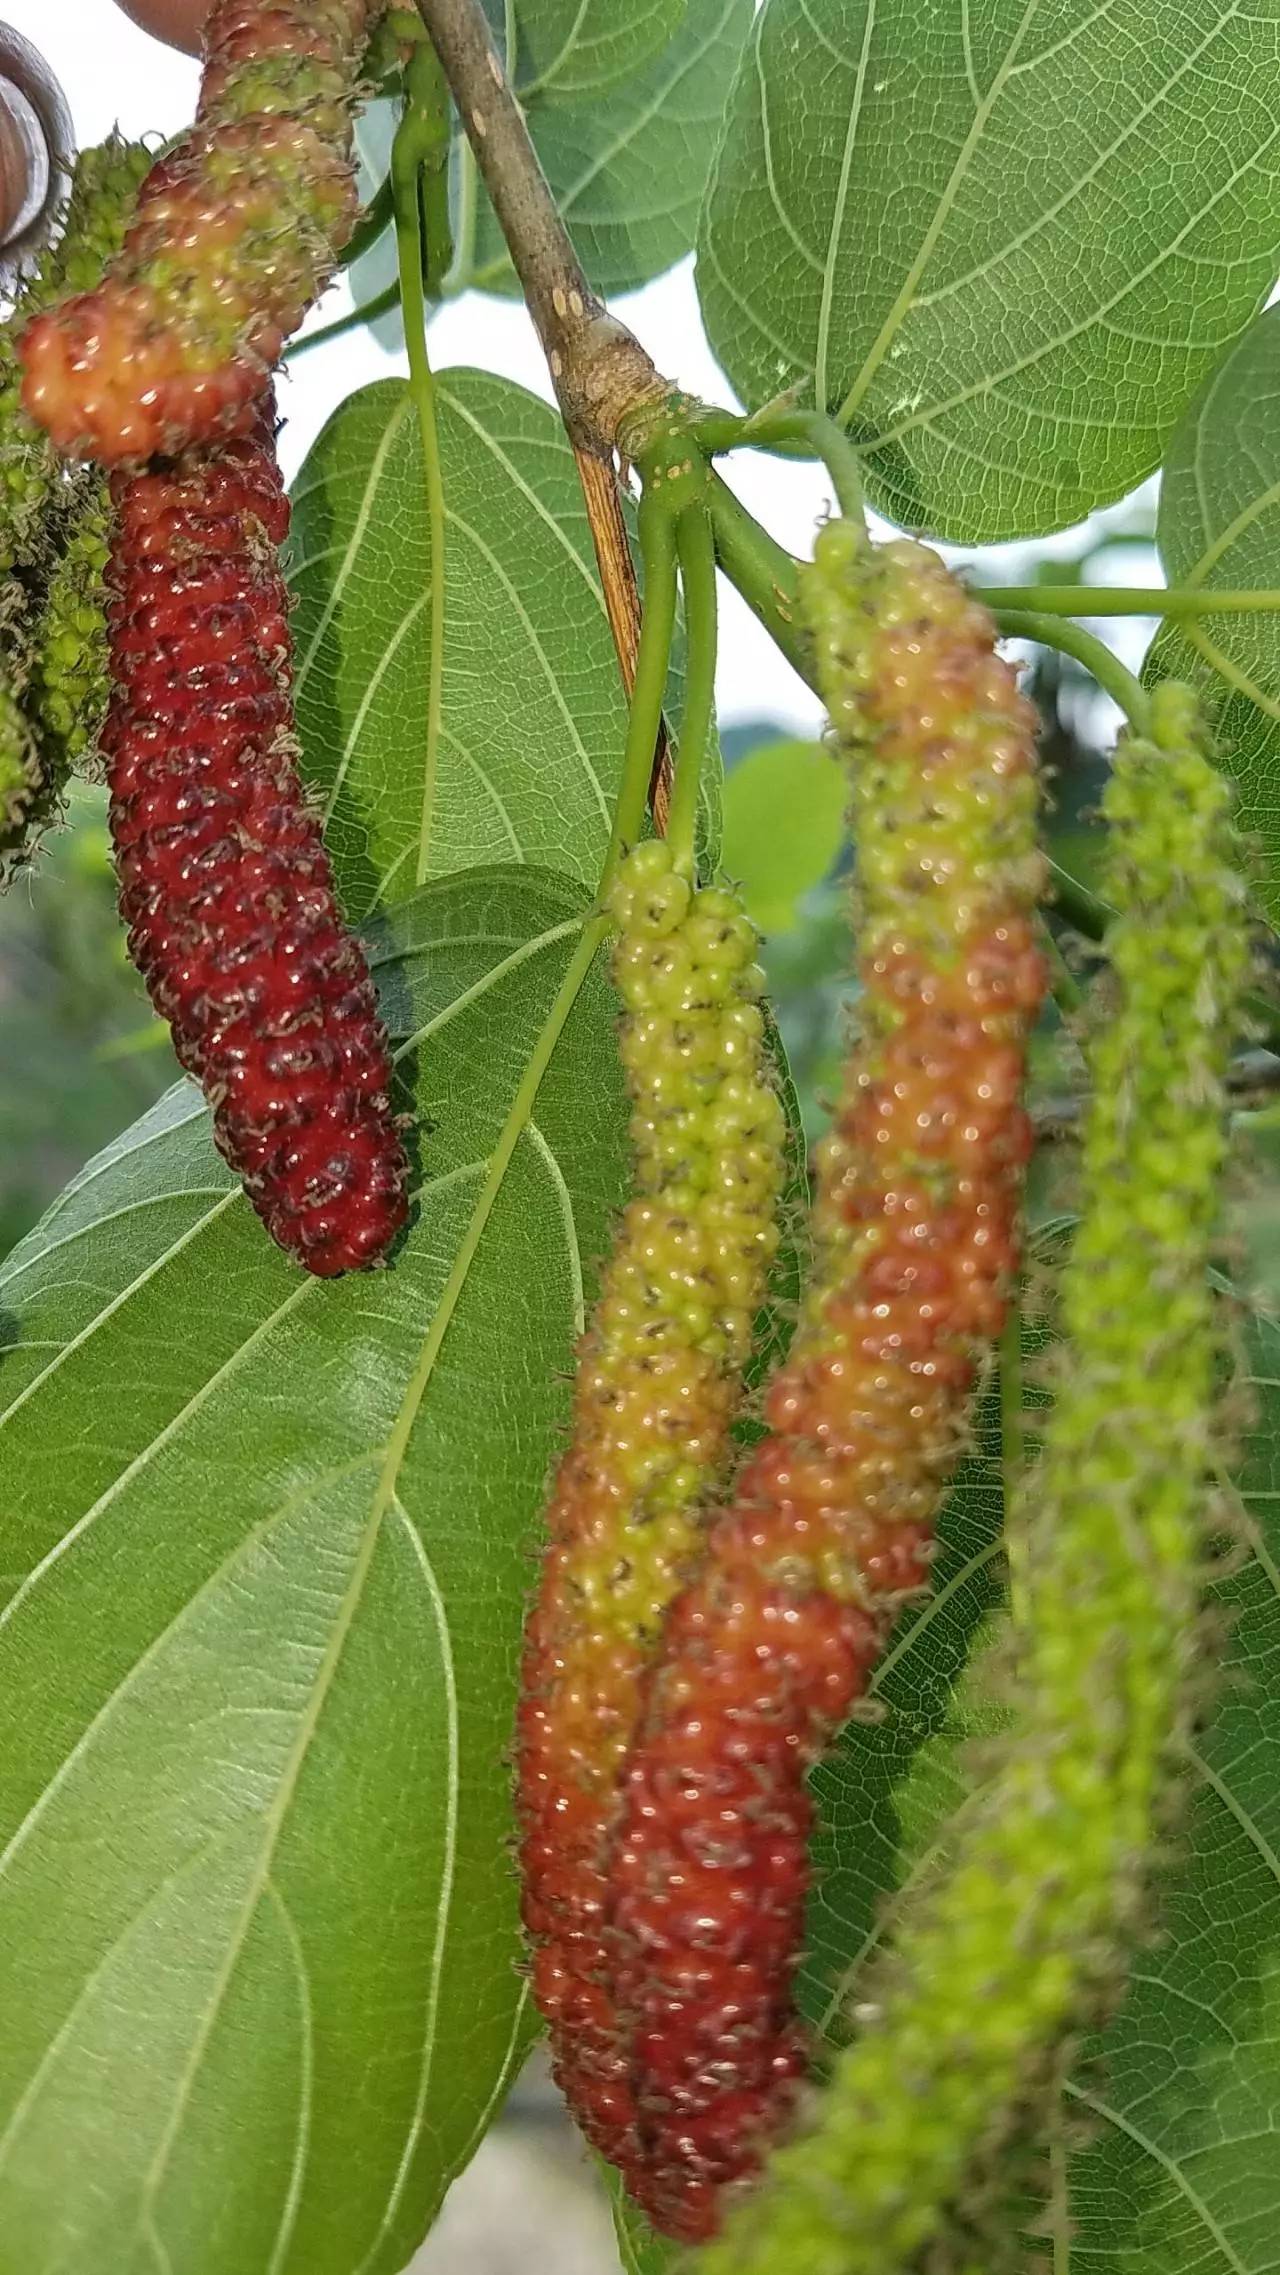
left=516, top=840, right=786, bottom=2185
left=29, top=483, right=111, bottom=769
left=0, top=140, right=148, bottom=859
left=699, top=680, right=1247, bottom=2275
left=605, top=528, right=1046, bottom=2242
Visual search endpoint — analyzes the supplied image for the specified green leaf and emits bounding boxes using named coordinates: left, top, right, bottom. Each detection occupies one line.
left=0, top=865, right=630, bottom=2275
left=720, top=739, right=846, bottom=933
left=484, top=0, right=689, bottom=97
left=287, top=371, right=632, bottom=918
left=464, top=0, right=753, bottom=297
left=697, top=0, right=1280, bottom=542
left=1152, top=305, right=1280, bottom=927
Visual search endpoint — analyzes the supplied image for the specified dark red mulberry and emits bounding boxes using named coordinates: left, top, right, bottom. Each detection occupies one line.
left=103, top=388, right=408, bottom=1274
left=604, top=529, right=1047, bottom=2241
left=18, top=1, right=377, bottom=464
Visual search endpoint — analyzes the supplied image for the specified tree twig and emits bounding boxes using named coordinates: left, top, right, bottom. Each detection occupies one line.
left=413, top=0, right=674, bottom=818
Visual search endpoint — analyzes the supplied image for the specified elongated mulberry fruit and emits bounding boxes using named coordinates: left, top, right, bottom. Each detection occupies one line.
left=103, top=388, right=409, bottom=1273
left=700, top=680, right=1248, bottom=2275
left=18, top=0, right=379, bottom=463
left=516, top=840, right=786, bottom=2181
left=605, top=527, right=1046, bottom=2242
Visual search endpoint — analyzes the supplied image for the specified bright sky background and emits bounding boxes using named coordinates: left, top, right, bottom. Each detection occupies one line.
left=9, top=0, right=1159, bottom=736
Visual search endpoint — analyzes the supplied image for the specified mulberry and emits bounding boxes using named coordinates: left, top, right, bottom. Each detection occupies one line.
left=699, top=681, right=1248, bottom=2275
left=516, top=840, right=786, bottom=2181
left=0, top=139, right=148, bottom=863
left=1, top=136, right=149, bottom=576
left=18, top=1, right=379, bottom=464
left=605, top=527, right=1046, bottom=2241
left=103, top=388, right=409, bottom=1274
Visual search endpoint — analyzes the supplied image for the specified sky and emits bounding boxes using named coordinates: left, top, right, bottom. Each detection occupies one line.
left=6, top=0, right=1158, bottom=736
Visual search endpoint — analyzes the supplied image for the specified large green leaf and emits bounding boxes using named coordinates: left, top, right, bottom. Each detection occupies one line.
left=463, top=0, right=753, bottom=297
left=1153, top=305, right=1280, bottom=926
left=697, top=0, right=1280, bottom=542
left=287, top=370, right=632, bottom=917
left=0, top=865, right=630, bottom=2275
left=483, top=0, right=689, bottom=96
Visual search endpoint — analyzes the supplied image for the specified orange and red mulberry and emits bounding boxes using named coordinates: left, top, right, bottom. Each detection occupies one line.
left=516, top=841, right=786, bottom=2181
left=18, top=0, right=377, bottom=464
left=103, top=388, right=408, bottom=1274
left=605, top=527, right=1046, bottom=2242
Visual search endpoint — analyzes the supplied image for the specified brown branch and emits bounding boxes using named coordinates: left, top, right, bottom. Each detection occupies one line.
left=414, top=0, right=675, bottom=820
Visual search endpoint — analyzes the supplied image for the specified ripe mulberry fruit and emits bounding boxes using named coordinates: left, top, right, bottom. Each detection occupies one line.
left=18, top=1, right=379, bottom=463
left=698, top=680, right=1248, bottom=2275
left=605, top=526, right=1046, bottom=2242
left=516, top=840, right=786, bottom=2181
left=103, top=388, right=409, bottom=1274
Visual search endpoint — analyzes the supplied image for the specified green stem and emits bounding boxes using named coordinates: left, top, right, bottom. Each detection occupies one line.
left=283, top=278, right=402, bottom=360
left=707, top=475, right=808, bottom=680
left=598, top=490, right=679, bottom=898
left=695, top=406, right=866, bottom=525
left=975, top=583, right=1280, bottom=619
left=341, top=172, right=395, bottom=268
left=392, top=48, right=451, bottom=885
left=994, top=610, right=1152, bottom=735
left=667, top=505, right=718, bottom=879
